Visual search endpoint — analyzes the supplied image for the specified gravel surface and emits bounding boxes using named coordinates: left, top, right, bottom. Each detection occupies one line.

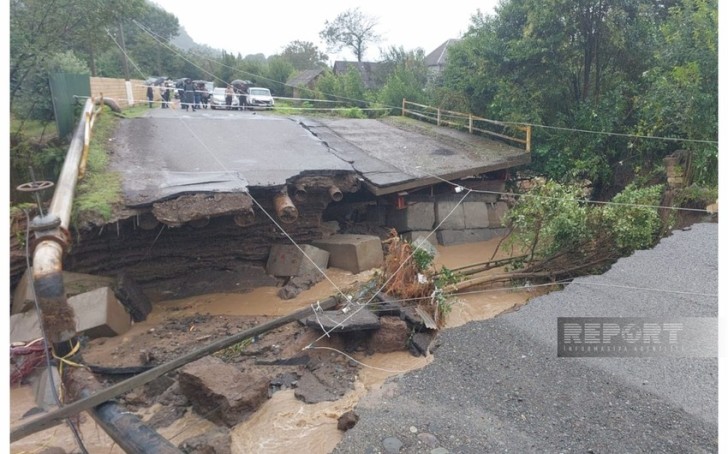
left=334, top=223, right=718, bottom=453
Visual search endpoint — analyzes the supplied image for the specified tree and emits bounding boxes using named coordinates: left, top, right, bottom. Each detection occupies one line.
left=377, top=46, right=429, bottom=110
left=121, top=3, right=180, bottom=77
left=442, top=0, right=680, bottom=195
left=265, top=56, right=295, bottom=96
left=319, top=8, right=380, bottom=62
left=634, top=0, right=718, bottom=185
left=279, top=40, right=328, bottom=70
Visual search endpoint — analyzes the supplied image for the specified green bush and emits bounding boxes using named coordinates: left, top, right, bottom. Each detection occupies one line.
left=503, top=180, right=667, bottom=268
left=503, top=181, right=592, bottom=260
left=602, top=184, right=663, bottom=253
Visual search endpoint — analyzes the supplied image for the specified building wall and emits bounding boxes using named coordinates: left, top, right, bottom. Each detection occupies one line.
left=89, top=77, right=149, bottom=107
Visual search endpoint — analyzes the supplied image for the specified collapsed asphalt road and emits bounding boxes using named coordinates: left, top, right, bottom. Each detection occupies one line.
left=335, top=223, right=718, bottom=453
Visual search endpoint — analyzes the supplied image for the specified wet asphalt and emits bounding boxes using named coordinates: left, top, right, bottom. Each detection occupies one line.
left=334, top=223, right=718, bottom=453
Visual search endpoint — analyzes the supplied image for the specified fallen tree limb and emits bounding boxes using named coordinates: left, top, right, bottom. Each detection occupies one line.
left=443, top=255, right=528, bottom=277
left=10, top=296, right=339, bottom=443
left=445, top=259, right=613, bottom=293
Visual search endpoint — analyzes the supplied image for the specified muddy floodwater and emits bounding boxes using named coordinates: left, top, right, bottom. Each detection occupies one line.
left=10, top=237, right=549, bottom=453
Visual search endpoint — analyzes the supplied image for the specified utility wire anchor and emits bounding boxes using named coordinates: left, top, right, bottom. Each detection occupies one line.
left=16, top=167, right=61, bottom=232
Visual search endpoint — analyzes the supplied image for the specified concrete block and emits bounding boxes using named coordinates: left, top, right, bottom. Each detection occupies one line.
left=312, top=234, right=384, bottom=274
left=488, top=201, right=509, bottom=227
left=266, top=244, right=329, bottom=277
left=12, top=268, right=115, bottom=315
left=411, top=237, right=439, bottom=259
left=70, top=287, right=132, bottom=339
left=463, top=201, right=490, bottom=229
left=10, top=287, right=131, bottom=343
left=435, top=200, right=465, bottom=230
left=436, top=229, right=505, bottom=246
left=387, top=202, right=434, bottom=232
left=401, top=231, right=434, bottom=244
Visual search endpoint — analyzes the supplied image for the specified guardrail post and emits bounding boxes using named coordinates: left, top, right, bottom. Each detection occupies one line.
left=402, top=98, right=406, bottom=116
left=437, top=108, right=441, bottom=126
left=526, top=125, right=532, bottom=152
left=469, top=115, right=473, bottom=134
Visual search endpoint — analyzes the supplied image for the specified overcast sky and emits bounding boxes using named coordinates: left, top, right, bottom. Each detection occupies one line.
left=151, top=0, right=500, bottom=61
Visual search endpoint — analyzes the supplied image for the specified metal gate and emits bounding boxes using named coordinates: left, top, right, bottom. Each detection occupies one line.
left=48, top=72, right=91, bottom=139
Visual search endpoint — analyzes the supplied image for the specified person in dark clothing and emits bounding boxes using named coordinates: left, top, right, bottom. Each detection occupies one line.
left=194, top=82, right=202, bottom=110
left=159, top=82, right=169, bottom=108
left=236, top=87, right=245, bottom=111
left=183, top=78, right=195, bottom=111
left=225, top=84, right=234, bottom=110
left=146, top=85, right=154, bottom=108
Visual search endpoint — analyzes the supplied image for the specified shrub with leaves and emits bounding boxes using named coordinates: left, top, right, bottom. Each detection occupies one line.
left=503, top=180, right=666, bottom=279
left=503, top=180, right=593, bottom=262
left=602, top=184, right=663, bottom=254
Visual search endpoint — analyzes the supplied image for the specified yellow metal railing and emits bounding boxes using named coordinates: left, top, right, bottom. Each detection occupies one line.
left=401, top=98, right=531, bottom=152
left=78, top=95, right=105, bottom=179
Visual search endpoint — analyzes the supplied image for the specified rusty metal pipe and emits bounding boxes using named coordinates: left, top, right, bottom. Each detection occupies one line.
left=31, top=241, right=77, bottom=344
left=80, top=390, right=182, bottom=453
left=273, top=190, right=298, bottom=224
left=293, top=184, right=307, bottom=202
left=328, top=185, right=343, bottom=202
left=51, top=98, right=95, bottom=230
left=26, top=98, right=179, bottom=449
left=30, top=98, right=96, bottom=346
left=233, top=208, right=256, bottom=227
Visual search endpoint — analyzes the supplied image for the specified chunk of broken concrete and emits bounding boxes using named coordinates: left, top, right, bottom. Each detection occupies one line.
left=303, top=306, right=380, bottom=332
left=312, top=234, right=383, bottom=274
left=266, top=243, right=329, bottom=277
left=409, top=331, right=437, bottom=357
left=113, top=272, right=152, bottom=322
left=177, top=356, right=269, bottom=427
left=179, top=426, right=231, bottom=454
left=10, top=287, right=131, bottom=343
left=367, top=316, right=409, bottom=353
left=12, top=268, right=115, bottom=314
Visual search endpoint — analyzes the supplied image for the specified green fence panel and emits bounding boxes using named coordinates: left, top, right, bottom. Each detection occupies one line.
left=49, top=73, right=91, bottom=139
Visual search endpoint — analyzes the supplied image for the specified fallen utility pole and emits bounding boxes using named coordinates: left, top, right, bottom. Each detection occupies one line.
left=10, top=296, right=339, bottom=443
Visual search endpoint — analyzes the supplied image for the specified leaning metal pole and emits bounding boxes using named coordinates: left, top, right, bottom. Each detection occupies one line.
left=26, top=97, right=181, bottom=452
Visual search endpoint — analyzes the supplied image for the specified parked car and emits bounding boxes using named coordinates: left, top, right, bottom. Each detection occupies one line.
left=210, top=87, right=238, bottom=110
left=243, top=87, right=275, bottom=108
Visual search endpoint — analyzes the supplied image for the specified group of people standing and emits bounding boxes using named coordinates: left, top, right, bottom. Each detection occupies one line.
left=145, top=78, right=211, bottom=111
left=224, top=83, right=249, bottom=110
left=146, top=78, right=175, bottom=109
left=179, top=79, right=210, bottom=111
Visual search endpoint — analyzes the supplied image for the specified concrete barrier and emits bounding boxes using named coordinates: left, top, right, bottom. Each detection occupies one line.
left=387, top=202, right=434, bottom=233
left=10, top=287, right=132, bottom=343
left=312, top=234, right=384, bottom=274
left=12, top=268, right=115, bottom=315
left=266, top=244, right=329, bottom=277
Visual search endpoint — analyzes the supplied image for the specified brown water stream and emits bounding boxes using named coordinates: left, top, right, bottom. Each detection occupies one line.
left=10, top=237, right=545, bottom=453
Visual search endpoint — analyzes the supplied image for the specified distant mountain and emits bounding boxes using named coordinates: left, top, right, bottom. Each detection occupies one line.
left=172, top=26, right=222, bottom=56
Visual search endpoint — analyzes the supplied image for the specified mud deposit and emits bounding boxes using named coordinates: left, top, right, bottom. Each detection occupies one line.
left=10, top=237, right=543, bottom=453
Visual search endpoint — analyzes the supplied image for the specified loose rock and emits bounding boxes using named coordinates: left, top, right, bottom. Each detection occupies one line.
left=177, top=356, right=269, bottom=427
left=367, top=316, right=409, bottom=353
left=179, top=426, right=231, bottom=454
left=338, top=410, right=360, bottom=431
left=382, top=436, right=404, bottom=453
